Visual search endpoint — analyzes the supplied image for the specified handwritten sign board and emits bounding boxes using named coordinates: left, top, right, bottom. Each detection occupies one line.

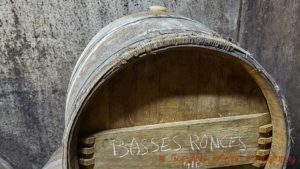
left=84, top=113, right=270, bottom=169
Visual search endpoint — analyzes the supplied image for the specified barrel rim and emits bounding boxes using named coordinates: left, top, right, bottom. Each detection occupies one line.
left=69, top=11, right=212, bottom=78
left=0, top=157, right=13, bottom=169
left=66, top=12, right=215, bottom=116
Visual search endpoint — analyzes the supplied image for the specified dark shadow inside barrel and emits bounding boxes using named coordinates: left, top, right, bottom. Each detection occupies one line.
left=80, top=47, right=269, bottom=133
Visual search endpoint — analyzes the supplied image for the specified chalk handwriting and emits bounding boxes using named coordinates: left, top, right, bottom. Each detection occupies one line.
left=111, top=134, right=247, bottom=158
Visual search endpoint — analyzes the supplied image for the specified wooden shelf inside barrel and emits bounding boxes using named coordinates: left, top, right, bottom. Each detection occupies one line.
left=79, top=113, right=270, bottom=169
left=75, top=48, right=273, bottom=169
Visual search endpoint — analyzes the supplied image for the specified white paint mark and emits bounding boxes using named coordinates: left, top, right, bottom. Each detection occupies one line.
left=172, top=135, right=182, bottom=151
left=189, top=135, right=200, bottom=151
left=210, top=136, right=220, bottom=151
left=140, top=139, right=149, bottom=156
left=151, top=138, right=160, bottom=152
left=200, top=134, right=208, bottom=149
left=130, top=137, right=140, bottom=155
left=111, top=140, right=129, bottom=158
left=161, top=137, right=170, bottom=152
left=219, top=135, right=229, bottom=148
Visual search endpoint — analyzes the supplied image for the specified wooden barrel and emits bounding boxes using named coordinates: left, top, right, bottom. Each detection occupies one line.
left=63, top=7, right=290, bottom=169
left=0, top=157, right=13, bottom=169
left=42, top=148, right=62, bottom=169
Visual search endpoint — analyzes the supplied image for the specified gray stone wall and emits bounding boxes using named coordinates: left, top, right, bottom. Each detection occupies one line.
left=0, top=0, right=299, bottom=169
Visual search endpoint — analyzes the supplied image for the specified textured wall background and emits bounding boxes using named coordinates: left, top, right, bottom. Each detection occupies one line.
left=0, top=0, right=299, bottom=169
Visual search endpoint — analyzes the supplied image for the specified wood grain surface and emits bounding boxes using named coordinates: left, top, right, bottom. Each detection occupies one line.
left=81, top=48, right=268, bottom=134
left=90, top=113, right=269, bottom=169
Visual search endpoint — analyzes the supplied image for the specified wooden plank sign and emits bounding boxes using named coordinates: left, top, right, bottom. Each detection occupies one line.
left=80, top=113, right=270, bottom=169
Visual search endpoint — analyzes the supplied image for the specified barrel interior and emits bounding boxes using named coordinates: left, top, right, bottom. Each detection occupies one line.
left=81, top=47, right=269, bottom=132
left=74, top=47, right=274, bottom=169
left=0, top=157, right=13, bottom=169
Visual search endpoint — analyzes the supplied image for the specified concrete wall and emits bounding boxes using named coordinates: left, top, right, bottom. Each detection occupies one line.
left=0, top=0, right=299, bottom=168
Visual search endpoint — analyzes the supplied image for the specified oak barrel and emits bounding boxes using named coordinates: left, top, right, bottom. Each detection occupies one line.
left=42, top=148, right=62, bottom=169
left=63, top=8, right=290, bottom=169
left=0, top=157, right=13, bottom=169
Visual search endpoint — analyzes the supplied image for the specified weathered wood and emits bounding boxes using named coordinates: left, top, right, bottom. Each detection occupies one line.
left=252, top=160, right=266, bottom=168
left=0, top=157, right=13, bottom=169
left=257, top=137, right=272, bottom=145
left=80, top=147, right=94, bottom=154
left=79, top=158, right=94, bottom=166
left=90, top=113, right=269, bottom=169
left=79, top=137, right=96, bottom=146
left=81, top=47, right=269, bottom=132
left=256, top=149, right=270, bottom=156
left=259, top=124, right=273, bottom=134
